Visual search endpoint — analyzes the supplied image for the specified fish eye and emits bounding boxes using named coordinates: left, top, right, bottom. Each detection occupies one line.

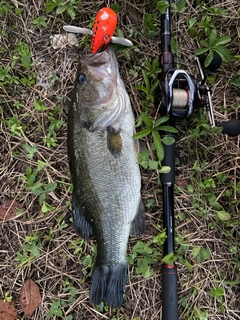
left=78, top=74, right=86, bottom=85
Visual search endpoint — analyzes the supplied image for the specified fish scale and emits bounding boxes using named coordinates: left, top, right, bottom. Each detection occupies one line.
left=67, top=45, right=145, bottom=307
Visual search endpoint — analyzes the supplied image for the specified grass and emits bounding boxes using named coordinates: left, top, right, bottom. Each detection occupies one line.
left=0, top=0, right=240, bottom=319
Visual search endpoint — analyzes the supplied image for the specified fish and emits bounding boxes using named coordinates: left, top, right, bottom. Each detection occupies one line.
left=67, top=44, right=145, bottom=307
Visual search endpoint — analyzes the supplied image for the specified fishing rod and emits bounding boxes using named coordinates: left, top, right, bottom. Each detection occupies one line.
left=157, top=1, right=240, bottom=320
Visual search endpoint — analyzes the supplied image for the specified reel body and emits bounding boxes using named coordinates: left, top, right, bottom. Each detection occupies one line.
left=160, top=57, right=215, bottom=127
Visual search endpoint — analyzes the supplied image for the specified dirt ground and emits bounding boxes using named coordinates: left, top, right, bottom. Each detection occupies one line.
left=0, top=0, right=240, bottom=319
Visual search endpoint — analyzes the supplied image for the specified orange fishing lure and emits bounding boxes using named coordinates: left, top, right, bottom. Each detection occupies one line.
left=91, top=7, right=118, bottom=53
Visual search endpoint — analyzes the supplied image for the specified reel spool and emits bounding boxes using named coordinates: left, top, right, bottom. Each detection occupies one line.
left=161, top=69, right=197, bottom=118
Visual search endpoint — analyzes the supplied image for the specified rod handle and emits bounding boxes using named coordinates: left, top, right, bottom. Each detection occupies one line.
left=162, top=264, right=178, bottom=320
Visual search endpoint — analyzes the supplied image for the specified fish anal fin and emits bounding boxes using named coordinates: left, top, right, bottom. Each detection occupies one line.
left=130, top=200, right=145, bottom=237
left=72, top=195, right=93, bottom=240
left=107, top=126, right=122, bottom=157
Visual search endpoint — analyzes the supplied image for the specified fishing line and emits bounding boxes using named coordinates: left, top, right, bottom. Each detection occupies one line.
left=174, top=3, right=179, bottom=70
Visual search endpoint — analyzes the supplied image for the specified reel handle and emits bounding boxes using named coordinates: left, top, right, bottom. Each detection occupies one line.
left=217, top=119, right=240, bottom=137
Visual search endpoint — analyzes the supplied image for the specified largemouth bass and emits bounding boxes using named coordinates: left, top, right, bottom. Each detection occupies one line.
left=67, top=45, right=145, bottom=307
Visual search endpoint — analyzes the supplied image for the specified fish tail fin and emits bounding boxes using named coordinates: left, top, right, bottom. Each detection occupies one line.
left=89, top=262, right=128, bottom=307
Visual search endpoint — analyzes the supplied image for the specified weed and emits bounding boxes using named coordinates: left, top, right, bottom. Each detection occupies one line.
left=128, top=229, right=165, bottom=278
left=0, top=0, right=14, bottom=15
left=31, top=16, right=48, bottom=29
left=46, top=279, right=77, bottom=318
left=15, top=235, right=42, bottom=268
left=195, top=29, right=231, bottom=67
left=134, top=112, right=177, bottom=171
left=0, top=66, right=19, bottom=85
left=193, top=307, right=209, bottom=320
left=136, top=59, right=161, bottom=103
left=21, top=163, right=57, bottom=213
left=45, top=0, right=81, bottom=20
left=3, top=292, right=13, bottom=303
left=13, top=41, right=35, bottom=69
left=6, top=114, right=25, bottom=137
left=46, top=300, right=62, bottom=317
left=192, top=246, right=211, bottom=263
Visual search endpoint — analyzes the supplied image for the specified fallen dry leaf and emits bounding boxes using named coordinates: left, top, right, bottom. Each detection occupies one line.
left=0, top=300, right=17, bottom=320
left=175, top=179, right=190, bottom=187
left=50, top=33, right=78, bottom=49
left=0, top=200, right=22, bottom=222
left=20, top=279, right=42, bottom=319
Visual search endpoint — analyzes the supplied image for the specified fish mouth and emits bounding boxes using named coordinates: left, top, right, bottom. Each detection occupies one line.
left=78, top=45, right=125, bottom=131
left=80, top=45, right=117, bottom=81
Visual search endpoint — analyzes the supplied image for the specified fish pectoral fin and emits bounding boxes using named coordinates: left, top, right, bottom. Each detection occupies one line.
left=107, top=126, right=122, bottom=157
left=72, top=195, right=93, bottom=240
left=130, top=200, right=145, bottom=237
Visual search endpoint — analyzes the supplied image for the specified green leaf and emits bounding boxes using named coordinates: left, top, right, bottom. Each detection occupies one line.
left=210, top=286, right=224, bottom=298
left=192, top=246, right=211, bottom=263
left=156, top=1, right=169, bottom=14
left=162, top=252, right=177, bottom=265
left=159, top=166, right=171, bottom=173
left=154, top=125, right=178, bottom=133
left=37, top=160, right=47, bottom=171
left=136, top=261, right=152, bottom=278
left=133, top=128, right=152, bottom=139
left=135, top=85, right=149, bottom=94
left=154, top=116, right=169, bottom=127
left=27, top=181, right=43, bottom=194
left=214, top=34, right=231, bottom=46
left=194, top=307, right=209, bottom=320
left=44, top=182, right=57, bottom=193
left=162, top=136, right=175, bottom=145
left=204, top=50, right=214, bottom=67
left=56, top=6, right=66, bottom=15
left=152, top=130, right=164, bottom=161
left=195, top=47, right=210, bottom=55
left=31, top=246, right=40, bottom=257
left=215, top=45, right=231, bottom=62
left=153, top=231, right=166, bottom=245
left=184, top=260, right=193, bottom=271
left=34, top=99, right=48, bottom=111
left=42, top=201, right=55, bottom=213
left=231, top=74, right=240, bottom=87
left=142, top=69, right=150, bottom=92
left=208, top=29, right=217, bottom=46
left=138, top=150, right=150, bottom=161
left=140, top=112, right=152, bottom=128
left=67, top=7, right=76, bottom=20
left=217, top=211, right=230, bottom=221
left=176, top=0, right=186, bottom=12
left=188, top=18, right=197, bottom=29
left=24, top=144, right=38, bottom=159
left=148, top=160, right=158, bottom=170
